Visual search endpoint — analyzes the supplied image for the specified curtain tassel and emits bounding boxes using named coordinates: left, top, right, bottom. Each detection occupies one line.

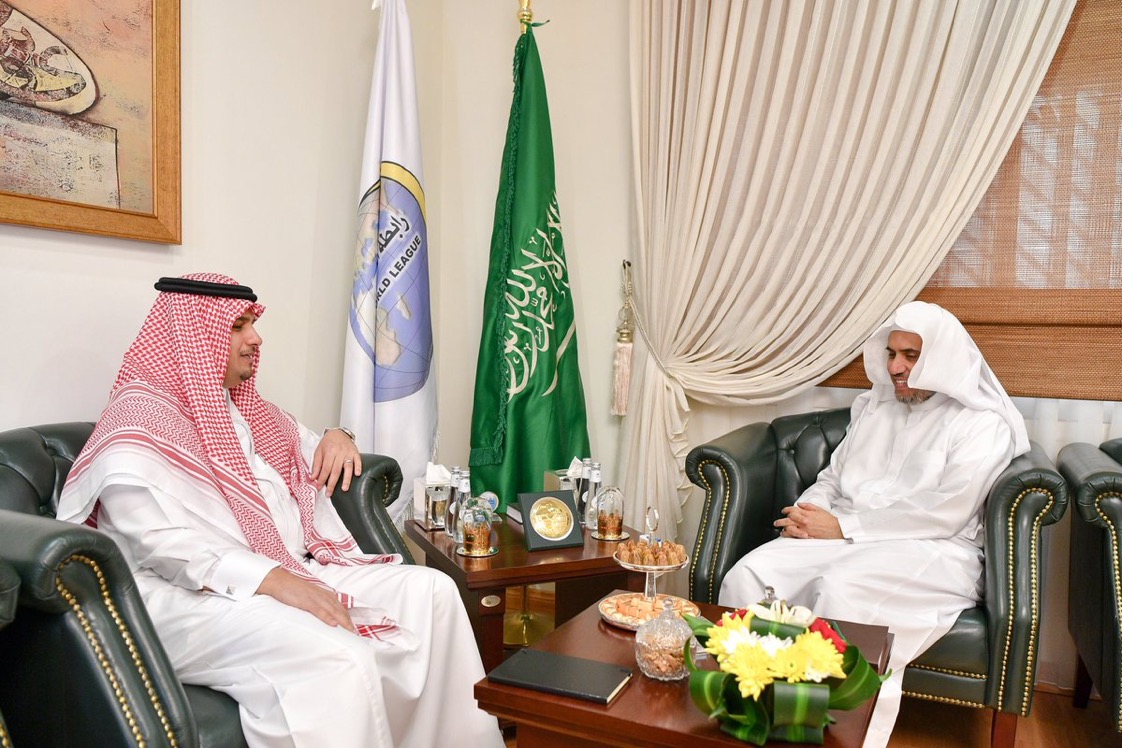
left=611, top=260, right=635, bottom=416
left=611, top=322, right=633, bottom=416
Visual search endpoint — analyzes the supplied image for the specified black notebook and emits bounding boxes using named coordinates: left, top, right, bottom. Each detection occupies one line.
left=487, top=648, right=633, bottom=705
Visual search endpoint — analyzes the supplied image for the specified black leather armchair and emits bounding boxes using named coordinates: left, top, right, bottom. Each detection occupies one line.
left=1056, top=439, right=1122, bottom=732
left=0, top=559, right=18, bottom=747
left=685, top=408, right=1068, bottom=748
left=0, top=422, right=409, bottom=748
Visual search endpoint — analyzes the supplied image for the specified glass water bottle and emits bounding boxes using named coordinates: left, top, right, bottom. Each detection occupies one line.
left=577, top=457, right=593, bottom=525
left=452, top=468, right=471, bottom=544
left=444, top=466, right=461, bottom=538
left=583, top=462, right=603, bottom=529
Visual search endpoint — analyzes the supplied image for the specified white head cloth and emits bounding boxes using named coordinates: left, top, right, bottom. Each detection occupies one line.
left=862, top=301, right=1029, bottom=456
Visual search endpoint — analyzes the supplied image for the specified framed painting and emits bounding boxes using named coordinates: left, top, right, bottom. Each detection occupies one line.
left=0, top=0, right=180, bottom=243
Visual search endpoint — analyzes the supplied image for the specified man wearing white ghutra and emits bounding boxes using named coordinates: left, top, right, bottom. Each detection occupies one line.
left=720, top=301, right=1029, bottom=748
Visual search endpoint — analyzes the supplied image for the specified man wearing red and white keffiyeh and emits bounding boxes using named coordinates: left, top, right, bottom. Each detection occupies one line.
left=58, top=273, right=503, bottom=748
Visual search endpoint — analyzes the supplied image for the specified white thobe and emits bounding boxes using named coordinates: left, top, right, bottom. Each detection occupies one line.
left=719, top=391, right=1015, bottom=748
left=92, top=401, right=503, bottom=748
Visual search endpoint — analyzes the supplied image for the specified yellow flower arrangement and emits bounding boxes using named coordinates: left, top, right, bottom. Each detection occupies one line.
left=703, top=610, right=846, bottom=700
left=685, top=604, right=886, bottom=745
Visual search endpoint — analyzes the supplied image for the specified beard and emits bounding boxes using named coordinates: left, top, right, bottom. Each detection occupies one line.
left=895, top=388, right=935, bottom=405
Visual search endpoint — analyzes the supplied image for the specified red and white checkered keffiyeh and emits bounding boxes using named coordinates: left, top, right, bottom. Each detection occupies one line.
left=63, top=273, right=396, bottom=638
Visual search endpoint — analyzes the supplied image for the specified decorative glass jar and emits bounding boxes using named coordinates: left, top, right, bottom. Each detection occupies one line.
left=458, top=496, right=496, bottom=557
left=634, top=598, right=692, bottom=681
left=595, top=486, right=625, bottom=540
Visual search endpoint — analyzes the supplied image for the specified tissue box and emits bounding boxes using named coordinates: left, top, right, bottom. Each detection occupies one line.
left=413, top=478, right=451, bottom=532
left=544, top=469, right=577, bottom=494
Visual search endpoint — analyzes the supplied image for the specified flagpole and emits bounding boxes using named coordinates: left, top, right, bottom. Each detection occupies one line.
left=506, top=0, right=543, bottom=648
left=475, top=3, right=591, bottom=645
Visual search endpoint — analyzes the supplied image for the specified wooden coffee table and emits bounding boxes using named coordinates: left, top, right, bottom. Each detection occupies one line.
left=474, top=595, right=891, bottom=748
left=405, top=518, right=643, bottom=671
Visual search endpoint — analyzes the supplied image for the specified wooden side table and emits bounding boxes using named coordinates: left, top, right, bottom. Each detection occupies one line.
left=405, top=518, right=643, bottom=671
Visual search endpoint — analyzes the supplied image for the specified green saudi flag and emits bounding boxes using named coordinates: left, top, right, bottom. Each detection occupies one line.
left=469, top=25, right=590, bottom=512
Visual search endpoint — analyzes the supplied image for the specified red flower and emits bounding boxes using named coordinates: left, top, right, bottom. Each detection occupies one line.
left=809, top=617, right=847, bottom=653
left=718, top=608, right=751, bottom=626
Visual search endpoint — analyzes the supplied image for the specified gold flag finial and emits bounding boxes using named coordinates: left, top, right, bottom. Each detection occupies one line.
left=519, top=0, right=533, bottom=32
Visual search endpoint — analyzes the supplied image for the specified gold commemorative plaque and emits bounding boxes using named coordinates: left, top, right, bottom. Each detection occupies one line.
left=516, top=489, right=584, bottom=551
left=529, top=496, right=574, bottom=540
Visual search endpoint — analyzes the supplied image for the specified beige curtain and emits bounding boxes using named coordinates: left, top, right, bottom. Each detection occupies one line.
left=623, top=0, right=1075, bottom=538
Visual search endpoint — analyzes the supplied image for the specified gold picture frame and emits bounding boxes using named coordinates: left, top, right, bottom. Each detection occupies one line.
left=0, top=0, right=181, bottom=243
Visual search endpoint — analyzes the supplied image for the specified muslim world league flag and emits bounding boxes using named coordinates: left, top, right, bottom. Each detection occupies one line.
left=341, top=0, right=435, bottom=523
left=469, top=24, right=590, bottom=511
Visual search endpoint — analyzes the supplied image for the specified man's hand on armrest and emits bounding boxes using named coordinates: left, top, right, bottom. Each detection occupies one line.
left=256, top=567, right=356, bottom=633
left=311, top=428, right=363, bottom=496
left=775, top=503, right=844, bottom=540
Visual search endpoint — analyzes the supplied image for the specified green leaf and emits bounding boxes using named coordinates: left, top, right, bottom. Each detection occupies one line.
left=747, top=617, right=807, bottom=640
left=828, top=644, right=890, bottom=710
left=719, top=718, right=770, bottom=745
left=684, top=640, right=700, bottom=674
left=684, top=613, right=715, bottom=644
left=717, top=698, right=771, bottom=746
left=771, top=681, right=830, bottom=729
left=768, top=723, right=826, bottom=745
left=688, top=670, right=732, bottom=714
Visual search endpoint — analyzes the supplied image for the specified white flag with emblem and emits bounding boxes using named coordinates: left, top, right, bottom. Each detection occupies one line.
left=341, top=0, right=436, bottom=526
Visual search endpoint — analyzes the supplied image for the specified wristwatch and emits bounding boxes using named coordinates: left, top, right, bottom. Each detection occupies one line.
left=329, top=426, right=356, bottom=441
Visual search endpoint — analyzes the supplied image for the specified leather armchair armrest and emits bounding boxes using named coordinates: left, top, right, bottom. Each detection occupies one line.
left=329, top=453, right=413, bottom=563
left=0, top=509, right=197, bottom=746
left=0, top=559, right=17, bottom=628
left=981, top=442, right=1069, bottom=714
left=1058, top=440, right=1118, bottom=723
left=0, top=510, right=137, bottom=613
left=685, top=422, right=778, bottom=604
left=1058, top=441, right=1122, bottom=528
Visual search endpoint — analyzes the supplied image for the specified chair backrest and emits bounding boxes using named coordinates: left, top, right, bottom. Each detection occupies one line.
left=769, top=408, right=850, bottom=515
left=1100, top=437, right=1122, bottom=465
left=0, top=423, right=94, bottom=518
left=684, top=406, right=853, bottom=597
